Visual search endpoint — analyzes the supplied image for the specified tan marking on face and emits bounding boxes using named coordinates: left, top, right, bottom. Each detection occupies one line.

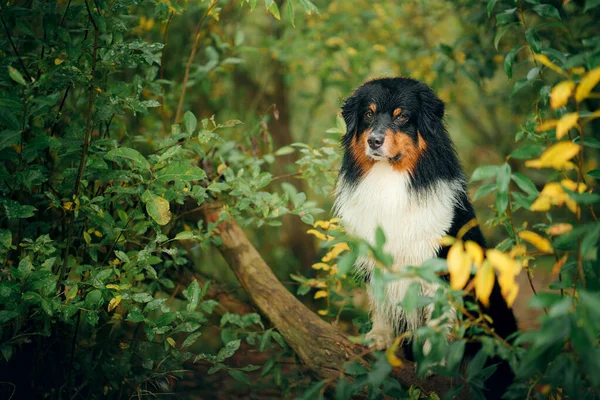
left=369, top=104, right=377, bottom=113
left=385, top=131, right=428, bottom=175
left=350, top=129, right=375, bottom=175
left=393, top=108, right=403, bottom=118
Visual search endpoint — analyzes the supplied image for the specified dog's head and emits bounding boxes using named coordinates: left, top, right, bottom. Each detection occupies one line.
left=340, top=77, right=448, bottom=176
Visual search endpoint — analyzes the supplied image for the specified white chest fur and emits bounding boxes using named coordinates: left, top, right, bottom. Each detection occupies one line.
left=334, top=162, right=463, bottom=334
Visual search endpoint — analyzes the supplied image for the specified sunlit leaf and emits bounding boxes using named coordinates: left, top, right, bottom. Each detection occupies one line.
left=447, top=241, right=471, bottom=290
left=548, top=223, right=573, bottom=236
left=555, top=113, right=579, bottom=139
left=475, top=261, right=495, bottom=307
left=549, top=80, right=575, bottom=109
left=385, top=337, right=403, bottom=367
left=518, top=230, right=553, bottom=254
left=525, top=141, right=580, bottom=170
left=575, top=67, right=600, bottom=102
left=108, top=295, right=122, bottom=312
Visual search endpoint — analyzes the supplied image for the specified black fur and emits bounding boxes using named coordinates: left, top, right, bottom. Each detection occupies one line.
left=340, top=77, right=463, bottom=190
left=339, top=78, right=518, bottom=399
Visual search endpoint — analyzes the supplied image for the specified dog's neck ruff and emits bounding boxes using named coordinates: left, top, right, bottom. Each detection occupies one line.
left=334, top=161, right=464, bottom=333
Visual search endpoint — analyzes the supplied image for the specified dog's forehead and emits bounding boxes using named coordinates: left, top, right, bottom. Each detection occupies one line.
left=357, top=81, right=419, bottom=110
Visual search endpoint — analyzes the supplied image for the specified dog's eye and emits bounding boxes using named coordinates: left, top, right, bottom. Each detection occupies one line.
left=365, top=111, right=374, bottom=119
left=395, top=114, right=408, bottom=123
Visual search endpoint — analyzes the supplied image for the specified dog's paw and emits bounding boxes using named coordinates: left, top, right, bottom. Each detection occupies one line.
left=365, top=328, right=394, bottom=350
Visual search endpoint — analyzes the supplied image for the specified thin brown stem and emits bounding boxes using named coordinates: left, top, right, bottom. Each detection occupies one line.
left=174, top=1, right=219, bottom=123
left=0, top=7, right=33, bottom=82
left=160, top=11, right=175, bottom=136
left=59, top=6, right=99, bottom=285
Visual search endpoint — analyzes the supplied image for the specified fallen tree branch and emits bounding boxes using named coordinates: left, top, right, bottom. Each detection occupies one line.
left=199, top=203, right=466, bottom=397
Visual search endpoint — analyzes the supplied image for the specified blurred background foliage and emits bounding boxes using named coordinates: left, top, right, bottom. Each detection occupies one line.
left=0, top=0, right=599, bottom=398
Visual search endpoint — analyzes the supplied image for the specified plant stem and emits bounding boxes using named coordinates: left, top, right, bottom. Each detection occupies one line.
left=174, top=1, right=219, bottom=123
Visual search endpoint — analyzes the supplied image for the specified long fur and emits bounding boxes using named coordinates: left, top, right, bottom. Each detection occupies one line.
left=334, top=77, right=518, bottom=399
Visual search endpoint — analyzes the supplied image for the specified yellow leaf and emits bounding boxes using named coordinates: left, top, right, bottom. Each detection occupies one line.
left=373, top=44, right=387, bottom=53
left=94, top=230, right=103, bottom=237
left=552, top=254, right=568, bottom=276
left=504, top=284, right=519, bottom=308
left=575, top=67, right=600, bottom=103
left=119, top=342, right=130, bottom=349
left=486, top=249, right=518, bottom=276
left=63, top=201, right=73, bottom=210
left=386, top=337, right=403, bottom=367
left=549, top=81, right=575, bottom=109
left=518, top=231, right=553, bottom=254
left=314, top=290, right=328, bottom=299
left=106, top=284, right=120, bottom=290
left=475, top=261, right=495, bottom=307
left=440, top=235, right=456, bottom=246
left=530, top=196, right=552, bottom=212
left=465, top=241, right=484, bottom=265
left=54, top=58, right=64, bottom=65
left=561, top=179, right=587, bottom=193
left=313, top=220, right=330, bottom=229
left=447, top=242, right=471, bottom=290
left=548, top=223, right=573, bottom=236
left=555, top=113, right=579, bottom=139
left=167, top=337, right=176, bottom=347
left=509, top=244, right=527, bottom=258
left=108, top=295, right=122, bottom=312
left=535, top=54, right=567, bottom=77
left=526, top=142, right=580, bottom=170
left=317, top=309, right=328, bottom=315
left=535, top=119, right=559, bottom=132
left=321, top=242, right=350, bottom=262
left=311, top=262, right=330, bottom=270
left=217, top=163, right=227, bottom=175
left=306, top=229, right=331, bottom=241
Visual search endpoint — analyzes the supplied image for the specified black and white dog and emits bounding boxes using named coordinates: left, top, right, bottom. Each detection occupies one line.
left=333, top=77, right=517, bottom=398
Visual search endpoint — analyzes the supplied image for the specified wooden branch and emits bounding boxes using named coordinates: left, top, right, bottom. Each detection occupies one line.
left=201, top=203, right=466, bottom=397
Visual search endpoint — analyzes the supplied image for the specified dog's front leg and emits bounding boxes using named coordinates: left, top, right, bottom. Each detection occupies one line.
left=365, top=289, right=394, bottom=350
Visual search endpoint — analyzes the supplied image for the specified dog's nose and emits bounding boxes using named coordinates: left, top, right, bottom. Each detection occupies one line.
left=368, top=135, right=384, bottom=150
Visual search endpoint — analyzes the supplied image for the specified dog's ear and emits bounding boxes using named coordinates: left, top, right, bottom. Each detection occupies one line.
left=417, top=85, right=445, bottom=137
left=341, top=94, right=360, bottom=147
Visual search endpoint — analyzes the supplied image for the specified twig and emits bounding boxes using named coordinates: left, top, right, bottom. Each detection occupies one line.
left=59, top=3, right=99, bottom=284
left=0, top=7, right=33, bottom=82
left=160, top=11, right=175, bottom=136
left=174, top=1, right=219, bottom=123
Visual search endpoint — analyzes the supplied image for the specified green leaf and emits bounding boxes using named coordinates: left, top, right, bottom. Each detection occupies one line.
left=573, top=136, right=600, bottom=149
left=532, top=4, right=561, bottom=20
left=511, top=173, right=539, bottom=196
left=581, top=223, right=600, bottom=256
left=2, top=199, right=36, bottom=219
left=142, top=191, right=171, bottom=225
left=471, top=165, right=499, bottom=182
left=274, top=146, right=295, bottom=156
left=155, top=162, right=207, bottom=182
left=525, top=29, right=541, bottom=52
left=487, top=0, right=498, bottom=17
left=504, top=47, right=521, bottom=79
left=184, top=111, right=197, bottom=134
left=217, top=339, right=241, bottom=362
left=228, top=370, right=250, bottom=384
left=0, top=229, right=12, bottom=249
left=174, top=231, right=194, bottom=240
left=8, top=66, right=27, bottom=86
left=584, top=0, right=600, bottom=12
left=494, top=23, right=515, bottom=50
left=186, top=280, right=201, bottom=312
left=298, top=0, right=319, bottom=14
left=510, top=144, right=544, bottom=159
left=496, top=190, right=509, bottom=213
left=182, top=331, right=202, bottom=348
left=587, top=170, right=600, bottom=179
left=105, top=147, right=150, bottom=171
left=496, top=163, right=511, bottom=193
left=473, top=183, right=497, bottom=201
left=265, top=0, right=280, bottom=20
left=0, top=110, right=20, bottom=130
left=0, top=130, right=21, bottom=150
left=286, top=0, right=295, bottom=27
